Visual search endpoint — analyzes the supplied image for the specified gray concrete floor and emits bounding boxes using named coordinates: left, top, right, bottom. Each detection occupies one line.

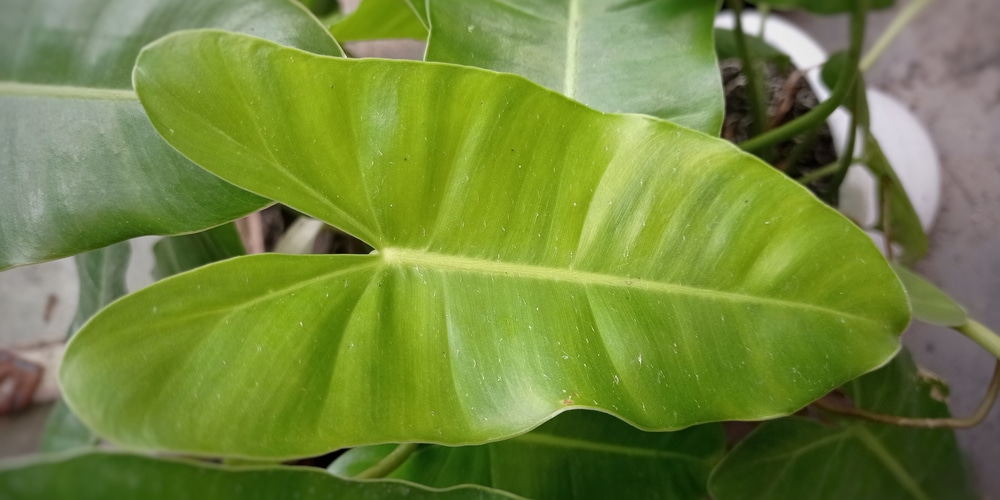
left=792, top=1, right=1000, bottom=495
left=0, top=0, right=997, bottom=497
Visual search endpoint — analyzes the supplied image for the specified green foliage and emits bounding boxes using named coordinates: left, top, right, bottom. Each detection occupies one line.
left=331, top=411, right=725, bottom=499
left=425, top=0, right=723, bottom=133
left=0, top=0, right=342, bottom=270
left=891, top=264, right=967, bottom=327
left=709, top=349, right=976, bottom=500
left=40, top=242, right=130, bottom=452
left=0, top=452, right=517, bottom=499
left=58, top=29, right=908, bottom=458
left=331, top=0, right=428, bottom=41
left=152, top=223, right=246, bottom=280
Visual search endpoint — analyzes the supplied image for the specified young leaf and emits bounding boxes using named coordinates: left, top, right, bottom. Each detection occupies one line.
left=41, top=242, right=130, bottom=453
left=425, top=0, right=723, bottom=134
left=708, top=349, right=976, bottom=500
left=62, top=30, right=908, bottom=458
left=0, top=0, right=343, bottom=270
left=331, top=411, right=724, bottom=499
left=0, top=451, right=517, bottom=499
left=152, top=223, right=246, bottom=281
left=891, top=264, right=967, bottom=327
left=331, top=0, right=428, bottom=42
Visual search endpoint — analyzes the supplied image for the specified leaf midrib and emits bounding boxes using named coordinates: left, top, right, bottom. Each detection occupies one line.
left=850, top=426, right=931, bottom=500
left=562, top=0, right=581, bottom=98
left=0, top=81, right=136, bottom=101
left=381, top=247, right=882, bottom=326
left=511, top=431, right=703, bottom=462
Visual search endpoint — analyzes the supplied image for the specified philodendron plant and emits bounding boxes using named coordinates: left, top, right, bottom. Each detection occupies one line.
left=1, top=0, right=996, bottom=498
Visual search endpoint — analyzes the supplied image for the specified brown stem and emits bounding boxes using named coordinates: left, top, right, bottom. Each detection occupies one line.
left=769, top=69, right=805, bottom=130
left=235, top=211, right=265, bottom=254
left=813, top=359, right=1000, bottom=429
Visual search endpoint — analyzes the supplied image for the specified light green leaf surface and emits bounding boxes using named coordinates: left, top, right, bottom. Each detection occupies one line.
left=708, top=349, right=976, bottom=500
left=331, top=411, right=724, bottom=499
left=425, top=0, right=723, bottom=134
left=152, top=223, right=246, bottom=281
left=765, top=0, right=894, bottom=15
left=41, top=241, right=130, bottom=453
left=891, top=264, right=967, bottom=327
left=63, top=30, right=907, bottom=458
left=331, top=0, right=428, bottom=42
left=0, top=451, right=518, bottom=499
left=0, top=0, right=343, bottom=270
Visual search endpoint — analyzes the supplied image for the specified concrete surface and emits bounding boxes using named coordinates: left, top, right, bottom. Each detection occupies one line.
left=792, top=1, right=1000, bottom=495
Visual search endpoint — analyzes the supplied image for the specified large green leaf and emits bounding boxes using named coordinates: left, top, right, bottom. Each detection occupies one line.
left=765, top=0, right=894, bottom=15
left=62, top=30, right=907, bottom=458
left=41, top=241, right=130, bottom=453
left=424, top=0, right=723, bottom=134
left=0, top=451, right=517, bottom=499
left=708, top=349, right=976, bottom=500
left=331, top=411, right=724, bottom=499
left=152, top=223, right=246, bottom=280
left=331, top=0, right=428, bottom=42
left=0, top=0, right=343, bottom=270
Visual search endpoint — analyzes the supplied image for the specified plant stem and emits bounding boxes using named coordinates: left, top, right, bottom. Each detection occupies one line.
left=860, top=0, right=934, bottom=72
left=739, top=0, right=868, bottom=153
left=354, top=443, right=420, bottom=479
left=757, top=4, right=771, bottom=38
left=728, top=0, right=769, bottom=146
left=821, top=83, right=861, bottom=205
left=957, top=319, right=1000, bottom=362
left=796, top=162, right=840, bottom=185
left=880, top=176, right=895, bottom=261
left=814, top=359, right=1000, bottom=429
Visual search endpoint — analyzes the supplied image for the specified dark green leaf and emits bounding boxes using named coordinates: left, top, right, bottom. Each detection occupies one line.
left=331, top=411, right=724, bottom=499
left=425, top=0, right=723, bottom=134
left=765, top=0, right=894, bottom=15
left=714, top=28, right=792, bottom=69
left=62, top=30, right=907, bottom=458
left=0, top=0, right=343, bottom=270
left=709, top=349, right=976, bottom=500
left=152, top=223, right=246, bottom=281
left=0, top=451, right=517, bottom=499
left=891, top=264, right=967, bottom=327
left=331, top=0, right=428, bottom=42
left=41, top=241, right=130, bottom=453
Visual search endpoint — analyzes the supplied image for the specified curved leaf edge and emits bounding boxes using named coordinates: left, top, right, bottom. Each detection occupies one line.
left=61, top=252, right=903, bottom=461
left=131, top=28, right=896, bottom=254
left=0, top=449, right=523, bottom=499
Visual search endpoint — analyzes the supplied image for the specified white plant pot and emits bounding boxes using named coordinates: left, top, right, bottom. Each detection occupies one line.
left=714, top=12, right=941, bottom=248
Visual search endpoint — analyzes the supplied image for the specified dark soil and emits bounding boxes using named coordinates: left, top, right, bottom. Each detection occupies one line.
left=719, top=58, right=839, bottom=199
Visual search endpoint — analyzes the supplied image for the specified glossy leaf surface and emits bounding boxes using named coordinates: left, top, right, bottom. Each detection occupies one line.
left=425, top=0, right=723, bottom=134
left=765, top=0, right=893, bottom=15
left=41, top=242, right=131, bottom=452
left=0, top=0, right=343, bottom=270
left=63, top=30, right=907, bottom=458
left=0, top=452, right=516, bottom=499
left=152, top=223, right=246, bottom=281
left=891, top=264, right=967, bottom=327
left=331, top=411, right=724, bottom=499
left=709, top=349, right=975, bottom=500
left=331, top=0, right=428, bottom=42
